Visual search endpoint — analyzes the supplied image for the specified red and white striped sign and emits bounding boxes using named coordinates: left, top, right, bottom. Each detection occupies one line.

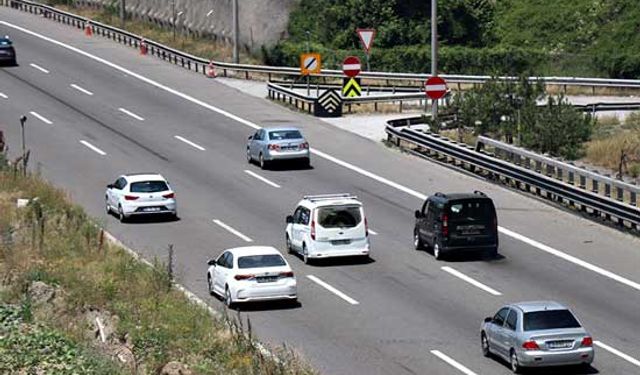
left=425, top=76, right=448, bottom=100
left=343, top=56, right=361, bottom=78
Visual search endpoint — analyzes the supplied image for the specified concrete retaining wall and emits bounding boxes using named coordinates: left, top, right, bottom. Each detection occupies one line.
left=74, top=0, right=296, bottom=51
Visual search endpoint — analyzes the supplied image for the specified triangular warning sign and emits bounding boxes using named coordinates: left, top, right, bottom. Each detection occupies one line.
left=357, top=28, right=376, bottom=53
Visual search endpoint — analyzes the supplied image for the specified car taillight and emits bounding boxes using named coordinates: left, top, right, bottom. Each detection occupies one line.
left=124, top=195, right=139, bottom=200
left=280, top=271, right=294, bottom=278
left=234, top=274, right=255, bottom=281
left=581, top=336, right=593, bottom=347
left=441, top=214, right=449, bottom=237
left=268, top=144, right=280, bottom=151
left=311, top=219, right=316, bottom=240
left=365, top=217, right=369, bottom=237
left=299, top=142, right=309, bottom=149
left=162, top=192, right=175, bottom=199
left=522, top=340, right=540, bottom=350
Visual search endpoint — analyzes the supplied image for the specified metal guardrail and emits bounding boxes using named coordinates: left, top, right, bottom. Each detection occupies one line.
left=385, top=119, right=640, bottom=231
left=7, top=0, right=640, bottom=92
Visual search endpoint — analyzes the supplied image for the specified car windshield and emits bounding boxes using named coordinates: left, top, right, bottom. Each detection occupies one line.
left=130, top=181, right=169, bottom=193
left=523, top=310, right=581, bottom=331
left=269, top=130, right=303, bottom=140
left=237, top=254, right=286, bottom=269
left=0, top=39, right=11, bottom=46
left=448, top=199, right=494, bottom=223
left=317, top=205, right=362, bottom=228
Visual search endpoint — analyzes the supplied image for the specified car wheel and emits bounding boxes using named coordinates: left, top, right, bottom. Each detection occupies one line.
left=433, top=241, right=444, bottom=260
left=302, top=244, right=311, bottom=265
left=481, top=332, right=491, bottom=357
left=105, top=198, right=111, bottom=214
left=246, top=149, right=252, bottom=163
left=413, top=229, right=424, bottom=250
left=118, top=205, right=127, bottom=223
left=302, top=158, right=311, bottom=168
left=510, top=350, right=522, bottom=374
left=286, top=234, right=293, bottom=254
left=487, top=246, right=498, bottom=259
left=259, top=153, right=268, bottom=170
left=207, top=274, right=214, bottom=296
left=224, top=286, right=234, bottom=308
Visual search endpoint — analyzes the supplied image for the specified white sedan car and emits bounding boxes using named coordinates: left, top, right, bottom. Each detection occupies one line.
left=207, top=246, right=297, bottom=307
left=105, top=173, right=177, bottom=222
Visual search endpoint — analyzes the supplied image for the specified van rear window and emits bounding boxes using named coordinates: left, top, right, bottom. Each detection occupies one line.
left=317, top=205, right=362, bottom=228
left=448, top=200, right=494, bottom=223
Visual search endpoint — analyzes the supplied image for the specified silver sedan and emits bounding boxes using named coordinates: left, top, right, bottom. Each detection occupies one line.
left=246, top=127, right=310, bottom=169
left=481, top=301, right=594, bottom=373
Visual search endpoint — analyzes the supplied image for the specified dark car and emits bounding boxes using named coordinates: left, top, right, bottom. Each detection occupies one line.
left=413, top=191, right=498, bottom=260
left=0, top=36, right=16, bottom=66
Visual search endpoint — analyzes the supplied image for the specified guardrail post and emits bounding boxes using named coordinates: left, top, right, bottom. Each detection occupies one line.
left=556, top=168, right=563, bottom=181
left=568, top=171, right=575, bottom=185
left=535, top=160, right=542, bottom=173
left=604, top=181, right=611, bottom=198
left=616, top=187, right=624, bottom=202
left=630, top=191, right=637, bottom=207
left=579, top=175, right=586, bottom=189
left=592, top=179, right=599, bottom=194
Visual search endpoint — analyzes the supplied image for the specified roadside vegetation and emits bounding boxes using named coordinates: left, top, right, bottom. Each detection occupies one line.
left=0, top=150, right=314, bottom=374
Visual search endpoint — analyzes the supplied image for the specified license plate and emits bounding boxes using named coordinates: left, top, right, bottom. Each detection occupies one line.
left=548, top=341, right=573, bottom=349
left=331, top=239, right=351, bottom=245
left=143, top=207, right=161, bottom=212
left=256, top=276, right=278, bottom=283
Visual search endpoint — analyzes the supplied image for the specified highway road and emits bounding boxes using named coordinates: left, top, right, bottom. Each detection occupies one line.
left=2, top=7, right=640, bottom=375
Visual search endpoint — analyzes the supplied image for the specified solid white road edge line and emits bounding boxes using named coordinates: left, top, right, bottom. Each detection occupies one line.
left=29, top=111, right=53, bottom=125
left=29, top=62, right=50, bottom=73
left=118, top=107, right=145, bottom=121
left=306, top=275, right=359, bottom=305
left=79, top=140, right=107, bottom=156
left=8, top=21, right=640, bottom=294
left=174, top=135, right=206, bottom=151
left=594, top=340, right=640, bottom=367
left=430, top=350, right=478, bottom=375
left=70, top=83, right=94, bottom=96
left=441, top=266, right=502, bottom=296
left=244, top=170, right=281, bottom=188
left=500, top=227, right=640, bottom=292
left=368, top=229, right=378, bottom=235
left=0, top=92, right=7, bottom=99
left=212, top=219, right=253, bottom=242
left=100, top=230, right=280, bottom=362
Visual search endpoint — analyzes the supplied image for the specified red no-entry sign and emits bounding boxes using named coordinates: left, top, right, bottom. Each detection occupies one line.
left=425, top=76, right=448, bottom=100
left=343, top=56, right=361, bottom=78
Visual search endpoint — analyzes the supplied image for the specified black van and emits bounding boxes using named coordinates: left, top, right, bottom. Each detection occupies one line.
left=413, top=191, right=498, bottom=260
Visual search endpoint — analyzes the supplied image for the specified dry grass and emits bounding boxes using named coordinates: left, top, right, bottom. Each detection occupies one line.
left=584, top=113, right=640, bottom=178
left=0, top=164, right=315, bottom=374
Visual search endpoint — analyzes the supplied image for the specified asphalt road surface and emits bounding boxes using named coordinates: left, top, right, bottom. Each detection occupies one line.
left=1, top=7, right=640, bottom=375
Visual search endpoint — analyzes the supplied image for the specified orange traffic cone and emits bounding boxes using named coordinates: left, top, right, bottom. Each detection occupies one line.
left=206, top=61, right=217, bottom=78
left=84, top=22, right=93, bottom=37
left=140, top=39, right=148, bottom=55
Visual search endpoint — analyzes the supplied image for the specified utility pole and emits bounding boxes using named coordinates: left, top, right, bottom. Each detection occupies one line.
left=172, top=0, right=176, bottom=41
left=305, top=30, right=311, bottom=96
left=119, top=0, right=125, bottom=28
left=232, top=0, right=239, bottom=63
left=431, top=0, right=438, bottom=122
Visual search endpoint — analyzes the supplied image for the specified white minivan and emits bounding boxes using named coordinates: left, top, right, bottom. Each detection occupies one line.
left=285, top=194, right=370, bottom=264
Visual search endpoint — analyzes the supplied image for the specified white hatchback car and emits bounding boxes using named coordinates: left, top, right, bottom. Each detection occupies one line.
left=105, top=173, right=177, bottom=222
left=207, top=246, right=297, bottom=307
left=285, top=194, right=370, bottom=264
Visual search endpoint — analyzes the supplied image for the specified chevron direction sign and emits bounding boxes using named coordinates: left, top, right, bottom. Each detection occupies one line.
left=342, top=77, right=362, bottom=97
left=315, top=89, right=343, bottom=117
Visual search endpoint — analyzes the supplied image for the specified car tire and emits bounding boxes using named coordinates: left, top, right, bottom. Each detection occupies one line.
left=118, top=205, right=127, bottom=223
left=259, top=153, right=268, bottom=170
left=224, top=286, right=234, bottom=308
left=413, top=229, right=424, bottom=250
left=105, top=198, right=111, bottom=214
left=302, top=244, right=311, bottom=265
left=302, top=158, right=311, bottom=168
left=433, top=240, right=444, bottom=260
left=487, top=246, right=498, bottom=259
left=481, top=332, right=491, bottom=357
left=207, top=274, right=214, bottom=296
left=510, top=349, right=522, bottom=374
left=286, top=234, right=294, bottom=254
left=246, top=149, right=252, bottom=163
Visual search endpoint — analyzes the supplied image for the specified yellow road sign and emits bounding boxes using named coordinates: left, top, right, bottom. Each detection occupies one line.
left=342, top=77, right=362, bottom=97
left=300, top=53, right=321, bottom=76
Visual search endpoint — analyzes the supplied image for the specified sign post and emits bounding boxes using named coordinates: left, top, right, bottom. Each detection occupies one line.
left=430, top=0, right=438, bottom=120
left=356, top=28, right=376, bottom=71
left=300, top=53, right=321, bottom=96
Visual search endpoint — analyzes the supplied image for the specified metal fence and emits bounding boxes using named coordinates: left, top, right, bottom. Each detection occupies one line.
left=386, top=119, right=640, bottom=231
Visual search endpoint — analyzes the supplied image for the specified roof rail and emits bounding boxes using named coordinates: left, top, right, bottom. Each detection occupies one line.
left=125, top=172, right=159, bottom=176
left=303, top=193, right=357, bottom=202
left=473, top=190, right=487, bottom=196
left=434, top=192, right=447, bottom=198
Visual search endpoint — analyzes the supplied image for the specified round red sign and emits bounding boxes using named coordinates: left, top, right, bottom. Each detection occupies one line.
left=343, top=56, right=361, bottom=78
left=425, top=76, right=448, bottom=100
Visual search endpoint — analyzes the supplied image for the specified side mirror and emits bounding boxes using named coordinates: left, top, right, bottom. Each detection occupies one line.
left=207, top=259, right=216, bottom=266
left=248, top=135, right=253, bottom=140
left=484, top=317, right=492, bottom=323
left=414, top=210, right=423, bottom=219
left=286, top=215, right=294, bottom=224
left=107, top=184, right=114, bottom=189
